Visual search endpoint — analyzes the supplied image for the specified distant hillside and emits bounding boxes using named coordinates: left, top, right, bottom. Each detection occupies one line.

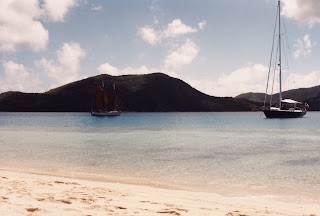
left=235, top=92, right=266, bottom=103
left=236, top=85, right=320, bottom=111
left=0, top=73, right=260, bottom=112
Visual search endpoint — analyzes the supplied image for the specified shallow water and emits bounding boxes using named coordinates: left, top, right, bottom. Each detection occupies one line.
left=1, top=112, right=319, bottom=201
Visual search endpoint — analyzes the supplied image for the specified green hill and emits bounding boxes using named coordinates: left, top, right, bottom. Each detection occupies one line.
left=0, top=73, right=260, bottom=112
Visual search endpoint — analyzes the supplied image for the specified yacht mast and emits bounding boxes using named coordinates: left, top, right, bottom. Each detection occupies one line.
left=278, top=0, right=282, bottom=108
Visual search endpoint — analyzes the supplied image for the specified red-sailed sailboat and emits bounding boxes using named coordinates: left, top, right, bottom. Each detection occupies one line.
left=91, top=82, right=121, bottom=116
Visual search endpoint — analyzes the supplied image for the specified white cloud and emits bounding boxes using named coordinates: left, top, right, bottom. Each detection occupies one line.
left=138, top=19, right=206, bottom=45
left=286, top=71, right=320, bottom=89
left=187, top=64, right=269, bottom=97
left=293, top=34, right=316, bottom=59
left=213, top=64, right=269, bottom=96
left=149, top=0, right=161, bottom=13
left=0, top=61, right=43, bottom=92
left=42, top=0, right=77, bottom=22
left=97, top=39, right=198, bottom=78
left=97, top=62, right=152, bottom=76
left=162, top=19, right=198, bottom=38
left=198, top=20, right=207, bottom=30
left=91, top=5, right=103, bottom=11
left=282, top=0, right=320, bottom=26
left=100, top=19, right=203, bottom=80
left=137, top=19, right=203, bottom=75
left=97, top=37, right=199, bottom=79
left=138, top=26, right=160, bottom=46
left=57, top=42, right=86, bottom=75
left=121, top=66, right=152, bottom=75
left=0, top=0, right=48, bottom=52
left=164, top=39, right=199, bottom=71
left=36, top=42, right=86, bottom=86
left=97, top=63, right=119, bottom=75
left=187, top=63, right=320, bottom=97
left=0, top=0, right=77, bottom=52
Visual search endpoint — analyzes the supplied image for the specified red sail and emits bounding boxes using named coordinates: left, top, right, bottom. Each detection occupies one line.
left=94, top=85, right=104, bottom=110
left=106, top=89, right=115, bottom=111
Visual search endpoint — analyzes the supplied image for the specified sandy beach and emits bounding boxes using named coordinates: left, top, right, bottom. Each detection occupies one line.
left=0, top=169, right=319, bottom=216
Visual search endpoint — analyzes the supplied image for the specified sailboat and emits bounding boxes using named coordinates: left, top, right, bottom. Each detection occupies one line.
left=262, top=0, right=307, bottom=118
left=91, top=82, right=121, bottom=116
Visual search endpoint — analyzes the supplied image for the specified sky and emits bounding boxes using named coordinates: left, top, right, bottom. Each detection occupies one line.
left=0, top=0, right=320, bottom=97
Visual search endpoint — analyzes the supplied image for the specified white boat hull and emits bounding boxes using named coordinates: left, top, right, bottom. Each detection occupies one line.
left=91, top=111, right=121, bottom=116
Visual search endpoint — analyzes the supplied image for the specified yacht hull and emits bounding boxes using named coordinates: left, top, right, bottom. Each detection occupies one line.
left=263, top=109, right=306, bottom=118
left=91, top=111, right=121, bottom=117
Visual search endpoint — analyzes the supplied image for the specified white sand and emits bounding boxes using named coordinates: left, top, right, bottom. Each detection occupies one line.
left=0, top=169, right=319, bottom=216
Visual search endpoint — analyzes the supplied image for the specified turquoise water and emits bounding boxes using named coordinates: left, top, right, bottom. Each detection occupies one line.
left=1, top=112, right=320, bottom=201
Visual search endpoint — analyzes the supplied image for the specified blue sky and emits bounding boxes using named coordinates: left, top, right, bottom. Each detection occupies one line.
left=0, top=0, right=319, bottom=96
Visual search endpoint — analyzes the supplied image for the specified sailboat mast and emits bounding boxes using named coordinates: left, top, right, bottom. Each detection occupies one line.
left=278, top=0, right=282, bottom=108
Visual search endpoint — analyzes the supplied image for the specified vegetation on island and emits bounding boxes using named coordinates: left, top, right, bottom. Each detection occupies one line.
left=0, top=73, right=260, bottom=112
left=1, top=72, right=319, bottom=112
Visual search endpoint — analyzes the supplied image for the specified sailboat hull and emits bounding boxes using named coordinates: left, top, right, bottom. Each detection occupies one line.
left=263, top=109, right=306, bottom=118
left=91, top=111, right=121, bottom=117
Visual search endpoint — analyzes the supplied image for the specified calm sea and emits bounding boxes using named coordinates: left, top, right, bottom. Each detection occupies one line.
left=1, top=112, right=320, bottom=201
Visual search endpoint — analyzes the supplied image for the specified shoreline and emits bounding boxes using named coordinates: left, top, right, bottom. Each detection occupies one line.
left=2, top=165, right=319, bottom=204
left=1, top=169, right=319, bottom=216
